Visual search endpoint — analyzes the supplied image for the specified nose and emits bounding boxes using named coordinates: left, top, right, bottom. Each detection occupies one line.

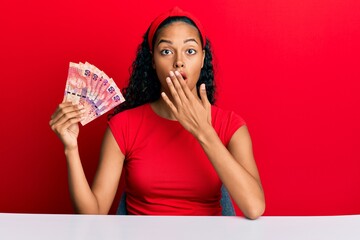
left=174, top=61, right=185, bottom=68
left=174, top=55, right=185, bottom=68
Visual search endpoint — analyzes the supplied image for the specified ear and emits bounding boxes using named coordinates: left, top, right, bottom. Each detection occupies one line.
left=201, top=50, right=205, bottom=68
left=151, top=51, right=155, bottom=69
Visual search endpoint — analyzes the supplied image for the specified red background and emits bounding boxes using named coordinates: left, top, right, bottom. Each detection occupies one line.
left=1, top=0, right=359, bottom=216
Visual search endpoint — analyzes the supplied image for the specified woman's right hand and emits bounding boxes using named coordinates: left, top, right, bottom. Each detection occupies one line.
left=49, top=102, right=85, bottom=150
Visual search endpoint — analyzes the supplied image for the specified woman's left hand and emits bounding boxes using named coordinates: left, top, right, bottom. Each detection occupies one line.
left=161, top=70, right=212, bottom=138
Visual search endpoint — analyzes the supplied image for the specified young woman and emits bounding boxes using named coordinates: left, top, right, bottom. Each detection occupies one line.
left=50, top=7, right=265, bottom=219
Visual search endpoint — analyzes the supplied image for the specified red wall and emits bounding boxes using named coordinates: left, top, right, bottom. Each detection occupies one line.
left=1, top=0, right=359, bottom=216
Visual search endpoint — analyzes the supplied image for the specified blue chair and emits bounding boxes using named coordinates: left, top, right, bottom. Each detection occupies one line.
left=116, top=185, right=236, bottom=216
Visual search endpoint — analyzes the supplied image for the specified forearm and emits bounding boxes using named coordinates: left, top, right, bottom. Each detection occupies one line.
left=196, top=127, right=265, bottom=219
left=65, top=148, right=100, bottom=214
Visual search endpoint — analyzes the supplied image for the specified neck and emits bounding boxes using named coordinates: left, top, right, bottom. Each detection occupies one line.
left=150, top=98, right=177, bottom=121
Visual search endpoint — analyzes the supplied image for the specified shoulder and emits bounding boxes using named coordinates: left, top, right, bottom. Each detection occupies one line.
left=211, top=105, right=246, bottom=146
left=211, top=105, right=246, bottom=127
left=107, top=104, right=151, bottom=154
left=108, top=103, right=151, bottom=138
left=109, top=104, right=149, bottom=124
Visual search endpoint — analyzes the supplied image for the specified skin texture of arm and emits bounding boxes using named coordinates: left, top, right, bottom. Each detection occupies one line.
left=65, top=130, right=124, bottom=214
left=90, top=128, right=124, bottom=214
left=63, top=129, right=124, bottom=214
left=198, top=126, right=265, bottom=219
left=50, top=102, right=125, bottom=214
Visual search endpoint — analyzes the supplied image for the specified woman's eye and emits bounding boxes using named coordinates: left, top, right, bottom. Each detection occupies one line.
left=186, top=49, right=197, bottom=55
left=160, top=49, right=172, bottom=55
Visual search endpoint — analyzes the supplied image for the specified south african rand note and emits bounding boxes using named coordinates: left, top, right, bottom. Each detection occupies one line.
left=64, top=62, right=87, bottom=104
left=80, top=91, right=125, bottom=125
left=64, top=61, right=125, bottom=125
left=95, top=82, right=124, bottom=114
left=80, top=79, right=125, bottom=125
left=83, top=62, right=99, bottom=98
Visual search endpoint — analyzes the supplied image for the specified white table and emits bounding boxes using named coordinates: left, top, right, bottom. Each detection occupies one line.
left=1, top=213, right=359, bottom=240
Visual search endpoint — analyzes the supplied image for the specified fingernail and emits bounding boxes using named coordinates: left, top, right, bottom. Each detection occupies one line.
left=175, top=71, right=180, bottom=76
left=166, top=77, right=171, bottom=83
left=169, top=71, right=175, bottom=77
left=201, top=84, right=206, bottom=90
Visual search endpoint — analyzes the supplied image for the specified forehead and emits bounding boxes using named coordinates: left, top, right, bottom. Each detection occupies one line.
left=155, top=21, right=201, bottom=42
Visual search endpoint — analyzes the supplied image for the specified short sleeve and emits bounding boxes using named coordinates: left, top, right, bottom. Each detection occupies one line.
left=224, top=111, right=246, bottom=146
left=211, top=106, right=246, bottom=147
left=108, top=112, right=128, bottom=156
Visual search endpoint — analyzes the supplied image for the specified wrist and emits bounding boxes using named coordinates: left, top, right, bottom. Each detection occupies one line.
left=64, top=146, right=79, bottom=157
left=195, top=124, right=217, bottom=145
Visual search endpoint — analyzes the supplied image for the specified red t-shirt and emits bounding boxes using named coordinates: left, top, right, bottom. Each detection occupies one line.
left=108, top=103, right=245, bottom=215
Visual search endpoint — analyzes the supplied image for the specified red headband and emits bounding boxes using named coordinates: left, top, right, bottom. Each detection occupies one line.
left=147, top=7, right=206, bottom=51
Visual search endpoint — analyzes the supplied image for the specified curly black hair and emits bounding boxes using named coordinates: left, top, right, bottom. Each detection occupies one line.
left=112, top=16, right=216, bottom=116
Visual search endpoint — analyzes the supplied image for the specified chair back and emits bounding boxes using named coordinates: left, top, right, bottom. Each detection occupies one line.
left=116, top=185, right=236, bottom=216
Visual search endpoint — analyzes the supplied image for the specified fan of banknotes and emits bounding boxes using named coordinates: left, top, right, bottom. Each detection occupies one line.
left=64, top=62, right=125, bottom=125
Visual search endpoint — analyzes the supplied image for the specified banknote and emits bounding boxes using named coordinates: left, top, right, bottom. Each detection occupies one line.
left=64, top=62, right=87, bottom=104
left=64, top=61, right=125, bottom=125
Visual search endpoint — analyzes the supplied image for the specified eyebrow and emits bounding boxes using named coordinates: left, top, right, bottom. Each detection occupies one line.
left=157, top=39, right=172, bottom=46
left=184, top=38, right=199, bottom=45
left=157, top=38, right=199, bottom=46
